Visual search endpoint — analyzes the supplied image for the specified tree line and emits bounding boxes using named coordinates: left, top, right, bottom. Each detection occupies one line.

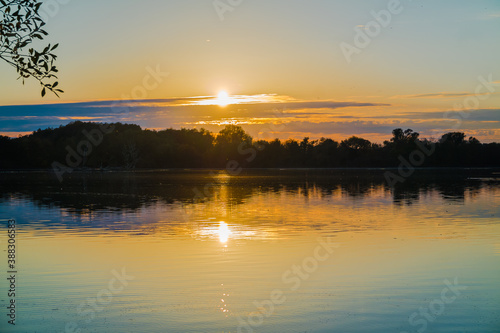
left=0, top=121, right=499, bottom=169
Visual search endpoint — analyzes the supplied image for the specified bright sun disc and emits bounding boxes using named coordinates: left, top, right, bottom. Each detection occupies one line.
left=217, top=91, right=230, bottom=107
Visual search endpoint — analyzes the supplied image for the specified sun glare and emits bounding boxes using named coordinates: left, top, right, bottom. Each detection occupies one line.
left=218, top=221, right=230, bottom=243
left=216, top=90, right=230, bottom=107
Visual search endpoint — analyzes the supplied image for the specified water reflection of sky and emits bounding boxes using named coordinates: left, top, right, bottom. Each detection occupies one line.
left=0, top=170, right=499, bottom=332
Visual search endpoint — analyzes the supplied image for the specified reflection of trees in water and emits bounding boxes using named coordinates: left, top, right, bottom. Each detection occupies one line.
left=0, top=169, right=496, bottom=216
left=390, top=172, right=486, bottom=205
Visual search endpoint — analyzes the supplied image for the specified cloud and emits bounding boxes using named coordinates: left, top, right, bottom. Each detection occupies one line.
left=482, top=12, right=500, bottom=20
left=75, top=95, right=388, bottom=110
left=0, top=95, right=389, bottom=131
left=391, top=92, right=498, bottom=99
left=282, top=101, right=390, bottom=110
left=396, top=109, right=500, bottom=122
left=0, top=96, right=499, bottom=143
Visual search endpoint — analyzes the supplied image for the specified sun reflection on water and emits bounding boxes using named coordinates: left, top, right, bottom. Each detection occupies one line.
left=218, top=221, right=230, bottom=244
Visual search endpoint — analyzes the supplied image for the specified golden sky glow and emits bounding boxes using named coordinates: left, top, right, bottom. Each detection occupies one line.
left=1, top=1, right=499, bottom=142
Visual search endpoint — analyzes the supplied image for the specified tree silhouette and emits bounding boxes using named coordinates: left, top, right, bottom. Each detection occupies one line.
left=215, top=125, right=252, bottom=146
left=440, top=132, right=466, bottom=145
left=390, top=128, right=419, bottom=144
left=214, top=125, right=252, bottom=166
left=341, top=136, right=371, bottom=150
left=0, top=0, right=62, bottom=96
left=0, top=122, right=499, bottom=170
left=383, top=128, right=420, bottom=164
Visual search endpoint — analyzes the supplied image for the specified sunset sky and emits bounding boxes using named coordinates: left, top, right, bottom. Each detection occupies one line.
left=1, top=0, right=499, bottom=142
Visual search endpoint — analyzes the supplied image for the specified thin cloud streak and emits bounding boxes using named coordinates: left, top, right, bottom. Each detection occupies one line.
left=392, top=92, right=500, bottom=99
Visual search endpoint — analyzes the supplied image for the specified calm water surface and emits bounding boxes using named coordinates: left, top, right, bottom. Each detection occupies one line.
left=0, top=169, right=499, bottom=332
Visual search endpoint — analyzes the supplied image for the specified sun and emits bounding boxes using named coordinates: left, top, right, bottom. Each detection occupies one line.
left=216, top=90, right=230, bottom=107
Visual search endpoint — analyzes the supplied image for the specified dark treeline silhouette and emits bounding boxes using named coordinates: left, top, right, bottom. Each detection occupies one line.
left=0, top=121, right=499, bottom=169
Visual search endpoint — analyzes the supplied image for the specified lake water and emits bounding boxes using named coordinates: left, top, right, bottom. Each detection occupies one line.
left=0, top=169, right=499, bottom=332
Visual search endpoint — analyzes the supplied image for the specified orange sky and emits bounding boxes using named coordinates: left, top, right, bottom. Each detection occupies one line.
left=1, top=0, right=499, bottom=142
